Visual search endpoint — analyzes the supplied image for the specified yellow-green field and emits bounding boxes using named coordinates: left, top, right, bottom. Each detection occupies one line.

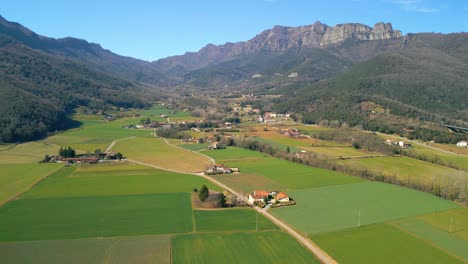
left=337, top=156, right=468, bottom=189
left=314, top=223, right=464, bottom=264
left=0, top=235, right=171, bottom=264
left=0, top=142, right=60, bottom=163
left=0, top=163, right=62, bottom=206
left=393, top=208, right=468, bottom=261
left=300, top=146, right=382, bottom=159
left=43, top=118, right=149, bottom=152
left=113, top=137, right=212, bottom=172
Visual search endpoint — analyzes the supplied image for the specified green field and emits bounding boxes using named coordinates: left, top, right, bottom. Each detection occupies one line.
left=0, top=163, right=62, bottom=206
left=205, top=147, right=363, bottom=190
left=314, top=223, right=463, bottom=264
left=337, top=156, right=468, bottom=189
left=301, top=146, right=382, bottom=159
left=194, top=209, right=278, bottom=232
left=413, top=208, right=468, bottom=240
left=406, top=144, right=468, bottom=171
left=21, top=163, right=219, bottom=199
left=172, top=231, right=320, bottom=264
left=176, top=142, right=211, bottom=151
left=272, top=182, right=460, bottom=234
left=209, top=173, right=287, bottom=194
left=394, top=217, right=468, bottom=262
left=113, top=137, right=212, bottom=172
left=0, top=142, right=61, bottom=163
left=0, top=235, right=171, bottom=264
left=0, top=193, right=192, bottom=241
left=43, top=118, right=149, bottom=152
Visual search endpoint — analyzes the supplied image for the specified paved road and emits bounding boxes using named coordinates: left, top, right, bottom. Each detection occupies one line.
left=107, top=136, right=337, bottom=264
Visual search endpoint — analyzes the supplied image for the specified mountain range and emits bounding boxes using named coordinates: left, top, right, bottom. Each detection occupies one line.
left=0, top=15, right=466, bottom=142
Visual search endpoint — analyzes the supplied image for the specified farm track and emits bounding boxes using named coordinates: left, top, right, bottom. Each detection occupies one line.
left=104, top=136, right=136, bottom=153
left=108, top=136, right=337, bottom=264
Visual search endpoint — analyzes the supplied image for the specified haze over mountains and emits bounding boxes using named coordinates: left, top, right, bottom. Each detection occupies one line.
left=0, top=15, right=467, bottom=142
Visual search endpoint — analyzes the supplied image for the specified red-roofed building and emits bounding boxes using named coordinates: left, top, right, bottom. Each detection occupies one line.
left=248, top=190, right=269, bottom=203
left=276, top=192, right=290, bottom=203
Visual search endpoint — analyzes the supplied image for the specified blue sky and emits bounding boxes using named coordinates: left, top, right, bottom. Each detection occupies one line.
left=1, top=0, right=467, bottom=61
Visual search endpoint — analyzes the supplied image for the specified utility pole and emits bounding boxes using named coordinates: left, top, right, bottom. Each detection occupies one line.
left=256, top=213, right=258, bottom=232
left=358, top=209, right=361, bottom=228
left=450, top=216, right=453, bottom=233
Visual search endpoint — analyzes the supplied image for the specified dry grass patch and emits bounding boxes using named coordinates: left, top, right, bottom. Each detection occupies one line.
left=113, top=137, right=212, bottom=173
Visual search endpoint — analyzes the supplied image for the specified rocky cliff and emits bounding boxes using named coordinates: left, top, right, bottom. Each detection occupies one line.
left=153, top=21, right=403, bottom=74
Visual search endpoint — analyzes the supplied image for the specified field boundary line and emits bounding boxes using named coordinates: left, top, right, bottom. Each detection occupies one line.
left=194, top=172, right=337, bottom=264
left=0, top=165, right=63, bottom=207
left=161, top=137, right=215, bottom=165
left=390, top=222, right=467, bottom=262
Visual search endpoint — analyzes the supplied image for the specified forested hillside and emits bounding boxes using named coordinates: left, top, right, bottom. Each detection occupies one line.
left=0, top=33, right=147, bottom=142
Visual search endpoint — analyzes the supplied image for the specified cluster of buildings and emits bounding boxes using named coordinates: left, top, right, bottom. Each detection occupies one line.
left=205, top=164, right=240, bottom=175
left=257, top=112, right=291, bottom=123
left=280, top=128, right=301, bottom=137
left=384, top=139, right=411, bottom=148
left=55, top=151, right=120, bottom=164
left=248, top=190, right=291, bottom=205
left=456, top=141, right=467, bottom=148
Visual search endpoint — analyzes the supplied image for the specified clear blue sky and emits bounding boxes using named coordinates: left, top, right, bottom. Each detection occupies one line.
left=1, top=0, right=467, bottom=61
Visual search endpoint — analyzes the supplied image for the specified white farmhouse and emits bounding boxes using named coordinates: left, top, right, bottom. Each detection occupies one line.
left=456, top=141, right=468, bottom=148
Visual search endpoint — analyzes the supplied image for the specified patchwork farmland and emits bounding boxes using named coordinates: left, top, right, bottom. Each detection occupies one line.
left=1, top=112, right=467, bottom=263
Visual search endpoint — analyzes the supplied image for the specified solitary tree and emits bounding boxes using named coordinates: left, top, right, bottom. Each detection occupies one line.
left=199, top=185, right=209, bottom=202
left=216, top=193, right=226, bottom=208
left=116, top=152, right=123, bottom=160
left=94, top=149, right=102, bottom=157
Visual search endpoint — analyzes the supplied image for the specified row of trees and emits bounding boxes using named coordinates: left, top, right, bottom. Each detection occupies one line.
left=219, top=135, right=466, bottom=205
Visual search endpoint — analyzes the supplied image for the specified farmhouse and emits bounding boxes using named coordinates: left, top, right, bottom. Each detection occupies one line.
left=208, top=142, right=226, bottom=150
left=58, top=157, right=98, bottom=164
left=276, top=192, right=290, bottom=203
left=248, top=190, right=269, bottom=203
left=205, top=164, right=233, bottom=174
left=456, top=141, right=468, bottom=148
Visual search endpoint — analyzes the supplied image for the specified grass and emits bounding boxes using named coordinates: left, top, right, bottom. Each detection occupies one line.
left=43, top=118, right=149, bottom=152
left=337, top=156, right=468, bottom=189
left=245, top=127, right=344, bottom=147
left=176, top=142, right=211, bottom=151
left=113, top=137, right=212, bottom=173
left=313, top=223, right=464, bottom=264
left=0, top=142, right=60, bottom=163
left=413, top=208, right=468, bottom=240
left=0, top=193, right=192, bottom=241
left=405, top=144, right=468, bottom=171
left=21, top=163, right=219, bottom=199
left=393, top=216, right=468, bottom=261
left=300, top=146, right=382, bottom=159
left=0, top=163, right=62, bottom=206
left=205, top=147, right=363, bottom=190
left=172, top=231, right=320, bottom=264
left=209, top=173, right=287, bottom=194
left=271, top=182, right=460, bottom=235
left=194, top=209, right=278, bottom=232
left=0, top=234, right=171, bottom=264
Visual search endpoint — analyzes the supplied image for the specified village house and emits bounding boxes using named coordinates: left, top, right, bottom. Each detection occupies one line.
left=398, top=141, right=411, bottom=148
left=384, top=139, right=411, bottom=148
left=248, top=190, right=269, bottom=203
left=205, top=164, right=233, bottom=174
left=248, top=190, right=291, bottom=204
left=457, top=141, right=468, bottom=148
left=208, top=142, right=226, bottom=150
left=57, top=157, right=99, bottom=164
left=276, top=192, right=290, bottom=203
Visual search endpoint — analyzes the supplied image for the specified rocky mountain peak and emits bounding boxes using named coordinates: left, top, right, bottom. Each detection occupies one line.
left=319, top=22, right=402, bottom=46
